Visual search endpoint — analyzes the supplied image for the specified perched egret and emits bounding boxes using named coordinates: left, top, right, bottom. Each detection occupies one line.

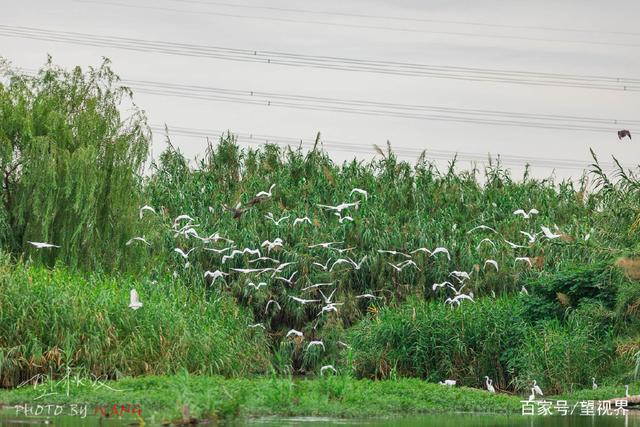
left=533, top=380, right=543, bottom=396
left=528, top=388, right=536, bottom=401
left=439, top=380, right=456, bottom=387
left=128, top=289, right=143, bottom=310
left=625, top=385, right=630, bottom=397
left=592, top=378, right=598, bottom=390
left=485, top=376, right=496, bottom=393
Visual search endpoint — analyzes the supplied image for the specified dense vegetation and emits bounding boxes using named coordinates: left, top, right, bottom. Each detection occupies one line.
left=1, top=60, right=639, bottom=401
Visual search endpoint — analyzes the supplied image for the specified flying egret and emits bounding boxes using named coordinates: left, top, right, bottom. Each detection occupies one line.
left=433, top=281, right=453, bottom=291
left=410, top=247, right=432, bottom=255
left=350, top=188, right=368, bottom=200
left=173, top=214, right=194, bottom=228
left=289, top=295, right=320, bottom=305
left=249, top=256, right=280, bottom=265
left=309, top=241, right=343, bottom=249
left=320, top=365, right=338, bottom=375
left=533, top=380, right=543, bottom=396
left=485, top=376, right=495, bottom=393
left=248, top=323, right=266, bottom=329
left=206, top=232, right=234, bottom=244
left=27, top=241, right=60, bottom=249
left=513, top=209, right=539, bottom=219
left=317, top=303, right=342, bottom=317
left=378, top=249, right=411, bottom=258
left=318, top=288, right=337, bottom=304
left=293, top=216, right=312, bottom=226
left=265, top=212, right=290, bottom=226
left=174, top=248, right=194, bottom=259
left=514, top=257, right=533, bottom=267
left=333, top=246, right=356, bottom=255
left=231, top=268, right=273, bottom=274
left=301, top=282, right=334, bottom=291
left=316, top=201, right=359, bottom=213
left=139, top=205, right=156, bottom=219
left=270, top=262, right=297, bottom=278
left=286, top=329, right=303, bottom=338
left=449, top=271, right=471, bottom=282
left=445, top=294, right=475, bottom=307
left=247, top=282, right=267, bottom=290
left=439, top=380, right=456, bottom=387
left=541, top=226, right=562, bottom=240
left=312, top=258, right=333, bottom=271
left=520, top=231, right=539, bottom=243
left=255, top=183, right=276, bottom=198
left=467, top=225, right=498, bottom=234
left=592, top=378, right=598, bottom=390
left=356, top=293, right=378, bottom=299
left=334, top=212, right=354, bottom=224
left=387, top=260, right=421, bottom=272
left=431, top=247, right=451, bottom=261
left=476, top=239, right=497, bottom=252
left=203, top=246, right=233, bottom=254
left=261, top=238, right=284, bottom=252
left=484, top=259, right=499, bottom=271
left=504, top=240, right=529, bottom=249
left=265, top=299, right=281, bottom=313
left=204, top=270, right=229, bottom=282
left=126, top=237, right=150, bottom=246
left=276, top=271, right=298, bottom=285
left=306, top=341, right=325, bottom=351
left=128, top=289, right=143, bottom=310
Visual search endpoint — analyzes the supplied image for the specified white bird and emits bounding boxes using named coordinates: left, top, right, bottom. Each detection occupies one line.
left=203, top=246, right=233, bottom=254
left=467, top=225, right=498, bottom=234
left=206, top=232, right=234, bottom=244
left=337, top=341, right=351, bottom=349
left=309, top=241, right=343, bottom=249
left=317, top=303, right=342, bottom=317
left=265, top=299, right=281, bottom=313
left=356, top=293, right=378, bottom=299
left=293, top=216, right=312, bottom=226
left=532, top=380, right=543, bottom=396
left=350, top=188, right=368, bottom=200
left=204, top=270, right=228, bottom=283
left=316, top=201, right=359, bottom=213
left=276, top=271, right=298, bottom=285
left=255, top=183, right=276, bottom=198
left=28, top=241, right=60, bottom=249
left=378, top=249, right=411, bottom=258
left=231, top=268, right=273, bottom=274
left=261, top=238, right=284, bottom=253
left=312, top=258, right=333, bottom=271
left=625, top=385, right=630, bottom=397
left=173, top=214, right=194, bottom=228
left=410, top=247, right=432, bottom=255
left=265, top=212, right=289, bottom=226
left=520, top=231, right=539, bottom=244
left=306, top=341, right=325, bottom=351
left=432, top=281, right=453, bottom=291
left=514, top=257, right=532, bottom=267
left=301, top=282, right=334, bottom=291
left=333, top=246, right=356, bottom=255
left=126, top=237, right=150, bottom=246
left=387, top=260, right=421, bottom=272
left=270, top=262, right=297, bottom=278
left=528, top=388, right=536, bottom=401
left=520, top=286, right=529, bottom=296
left=320, top=365, right=337, bottom=375
left=139, top=205, right=156, bottom=219
left=514, top=209, right=539, bottom=219
left=485, top=376, right=496, bottom=393
left=445, top=294, right=475, bottom=307
left=541, top=226, right=562, bottom=240
left=174, top=247, right=194, bottom=259
left=331, top=256, right=367, bottom=271
left=286, top=329, right=303, bottom=338
left=128, top=289, right=143, bottom=310
left=592, top=377, right=598, bottom=390
left=439, top=380, right=456, bottom=387
left=476, top=238, right=496, bottom=251
left=249, top=256, right=280, bottom=265
left=449, top=271, right=471, bottom=282
left=504, top=240, right=529, bottom=249
left=484, top=259, right=499, bottom=272
left=289, top=295, right=320, bottom=305
left=318, top=288, right=337, bottom=304
left=247, top=282, right=267, bottom=290
left=334, top=212, right=354, bottom=224
left=248, top=323, right=265, bottom=329
left=238, top=248, right=261, bottom=257
left=430, top=247, right=451, bottom=261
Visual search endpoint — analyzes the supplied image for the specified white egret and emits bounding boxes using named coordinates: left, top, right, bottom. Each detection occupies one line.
left=265, top=212, right=289, bottom=226
left=312, top=258, right=333, bottom=271
left=203, top=247, right=233, bottom=254
left=248, top=323, right=266, bottom=329
left=289, top=295, right=320, bottom=305
left=316, top=201, right=359, bottom=213
left=520, top=231, right=539, bottom=243
left=204, top=270, right=229, bottom=281
left=333, top=247, right=356, bottom=255
left=476, top=238, right=497, bottom=251
left=337, top=341, right=351, bottom=349
left=261, top=238, right=284, bottom=253
left=276, top=271, right=298, bottom=285
left=431, top=247, right=451, bottom=261
left=387, top=260, right=421, bottom=272
left=484, top=259, right=499, bottom=271
left=286, top=329, right=303, bottom=338
left=174, top=248, right=194, bottom=259
left=126, top=237, right=150, bottom=246
left=485, top=376, right=495, bottom=393
left=139, top=205, right=156, bottom=219
left=247, top=282, right=267, bottom=290
left=467, top=225, right=498, bottom=234
left=128, top=289, right=143, bottom=310
left=356, top=293, right=378, bottom=299
left=173, top=214, right=194, bottom=228
left=528, top=388, right=536, bottom=401
left=504, top=240, right=528, bottom=249
left=513, top=209, right=539, bottom=219
left=625, top=385, right=630, bottom=398
left=439, top=380, right=456, bottom=387
left=592, top=378, right=598, bottom=390
left=318, top=288, right=337, bottom=304
left=449, top=271, right=471, bottom=282
left=541, top=226, right=562, bottom=240
left=249, top=256, right=280, bottom=265
left=320, top=365, right=337, bottom=376
left=293, top=216, right=312, bottom=226
left=432, top=281, right=453, bottom=291
left=265, top=299, right=281, bottom=313
left=27, top=241, right=60, bottom=249
left=334, top=212, right=354, bottom=224
left=520, top=286, right=529, bottom=296
left=231, top=268, right=273, bottom=274
left=306, top=341, right=325, bottom=351
left=350, top=188, right=368, bottom=200
left=255, top=183, right=276, bottom=198
left=410, top=248, right=432, bottom=255
left=514, top=257, right=533, bottom=267
left=270, top=262, right=297, bottom=278
left=301, top=282, right=334, bottom=291
left=445, top=294, right=475, bottom=307
left=206, top=233, right=234, bottom=244
left=533, top=380, right=543, bottom=396
left=309, top=241, right=343, bottom=249
left=317, top=303, right=341, bottom=316
left=378, top=249, right=411, bottom=258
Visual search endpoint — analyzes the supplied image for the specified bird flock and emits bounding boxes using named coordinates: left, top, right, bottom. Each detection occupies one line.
left=29, top=181, right=577, bottom=392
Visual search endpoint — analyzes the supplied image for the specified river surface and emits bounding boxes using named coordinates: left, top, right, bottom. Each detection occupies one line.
left=1, top=412, right=639, bottom=426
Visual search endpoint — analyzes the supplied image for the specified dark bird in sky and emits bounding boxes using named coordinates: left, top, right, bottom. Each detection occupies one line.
left=618, top=129, right=632, bottom=140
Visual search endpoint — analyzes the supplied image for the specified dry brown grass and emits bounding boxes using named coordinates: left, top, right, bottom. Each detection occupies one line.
left=615, top=257, right=640, bottom=280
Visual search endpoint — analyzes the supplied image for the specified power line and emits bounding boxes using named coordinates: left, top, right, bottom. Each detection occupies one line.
left=1, top=25, right=638, bottom=92
left=150, top=124, right=626, bottom=171
left=74, top=0, right=640, bottom=49
left=166, top=0, right=640, bottom=38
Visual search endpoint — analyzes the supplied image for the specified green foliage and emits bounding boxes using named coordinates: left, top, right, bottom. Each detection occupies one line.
left=0, top=258, right=270, bottom=387
left=0, top=58, right=149, bottom=271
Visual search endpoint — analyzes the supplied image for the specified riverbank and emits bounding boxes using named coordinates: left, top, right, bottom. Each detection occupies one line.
left=2, top=375, right=638, bottom=424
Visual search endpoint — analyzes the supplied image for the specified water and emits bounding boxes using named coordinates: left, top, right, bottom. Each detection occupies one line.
left=1, top=412, right=639, bottom=427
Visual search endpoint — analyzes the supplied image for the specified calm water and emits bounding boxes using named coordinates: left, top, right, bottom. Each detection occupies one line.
left=0, top=412, right=639, bottom=426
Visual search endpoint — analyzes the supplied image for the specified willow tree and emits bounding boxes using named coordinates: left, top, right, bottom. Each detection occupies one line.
left=0, top=57, right=150, bottom=270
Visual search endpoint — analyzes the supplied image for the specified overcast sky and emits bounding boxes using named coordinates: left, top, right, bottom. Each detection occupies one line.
left=1, top=0, right=638, bottom=179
